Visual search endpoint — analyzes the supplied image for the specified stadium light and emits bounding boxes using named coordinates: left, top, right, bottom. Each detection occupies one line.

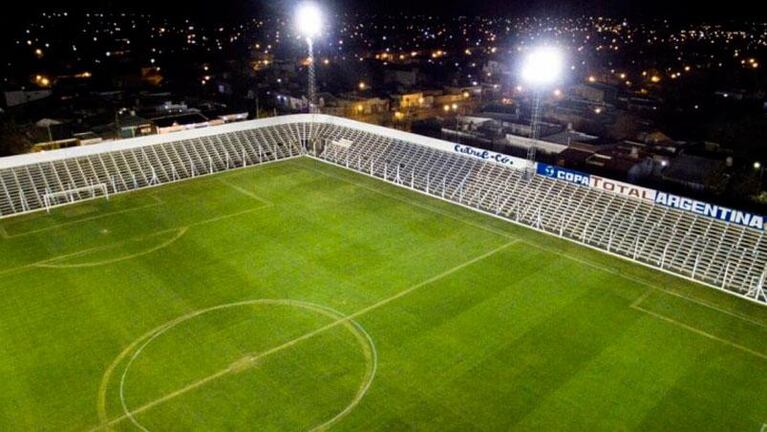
left=295, top=2, right=323, bottom=39
left=519, top=46, right=565, bottom=178
left=520, top=46, right=564, bottom=88
left=295, top=2, right=324, bottom=113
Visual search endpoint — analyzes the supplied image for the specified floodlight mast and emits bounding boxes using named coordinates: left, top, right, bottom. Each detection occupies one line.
left=306, top=38, right=317, bottom=113
left=519, top=46, right=563, bottom=178
left=296, top=3, right=323, bottom=113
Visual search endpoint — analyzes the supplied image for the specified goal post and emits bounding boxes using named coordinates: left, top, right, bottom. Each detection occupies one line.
left=42, top=183, right=109, bottom=213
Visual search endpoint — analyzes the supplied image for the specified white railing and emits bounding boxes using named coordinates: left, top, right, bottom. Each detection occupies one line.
left=0, top=114, right=764, bottom=305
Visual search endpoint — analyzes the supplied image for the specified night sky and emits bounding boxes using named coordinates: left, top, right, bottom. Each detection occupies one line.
left=0, top=0, right=762, bottom=46
left=2, top=0, right=766, bottom=22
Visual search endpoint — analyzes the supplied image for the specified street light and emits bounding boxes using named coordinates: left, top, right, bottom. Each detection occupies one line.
left=519, top=46, right=564, bottom=177
left=295, top=2, right=323, bottom=113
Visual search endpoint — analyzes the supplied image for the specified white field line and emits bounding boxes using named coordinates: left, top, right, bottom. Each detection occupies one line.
left=0, top=155, right=302, bottom=223
left=631, top=288, right=655, bottom=308
left=630, top=303, right=767, bottom=361
left=185, top=204, right=272, bottom=228
left=36, top=227, right=189, bottom=269
left=307, top=157, right=767, bottom=357
left=299, top=158, right=767, bottom=329
left=0, top=203, right=271, bottom=276
left=524, top=240, right=767, bottom=331
left=0, top=263, right=34, bottom=277
left=0, top=195, right=164, bottom=239
left=90, top=240, right=518, bottom=430
left=541, top=241, right=767, bottom=360
left=294, top=161, right=516, bottom=241
left=7, top=164, right=282, bottom=241
left=306, top=157, right=767, bottom=308
left=631, top=286, right=767, bottom=361
left=139, top=157, right=296, bottom=195
left=310, top=311, right=378, bottom=432
left=113, top=300, right=378, bottom=432
left=217, top=178, right=273, bottom=205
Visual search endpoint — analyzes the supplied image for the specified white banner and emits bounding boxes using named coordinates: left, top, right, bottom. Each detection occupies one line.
left=452, top=144, right=527, bottom=169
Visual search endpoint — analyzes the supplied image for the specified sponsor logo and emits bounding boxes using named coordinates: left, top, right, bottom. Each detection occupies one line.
left=589, top=175, right=657, bottom=201
left=655, top=192, right=764, bottom=231
left=453, top=144, right=518, bottom=167
left=536, top=163, right=590, bottom=187
left=539, top=164, right=765, bottom=232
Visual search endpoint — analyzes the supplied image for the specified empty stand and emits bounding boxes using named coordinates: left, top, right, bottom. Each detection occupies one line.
left=0, top=124, right=303, bottom=215
left=0, top=114, right=763, bottom=304
left=314, top=121, right=767, bottom=304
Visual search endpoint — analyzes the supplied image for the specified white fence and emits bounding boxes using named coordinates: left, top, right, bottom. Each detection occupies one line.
left=312, top=117, right=767, bottom=305
left=0, top=119, right=309, bottom=216
left=0, top=114, right=764, bottom=304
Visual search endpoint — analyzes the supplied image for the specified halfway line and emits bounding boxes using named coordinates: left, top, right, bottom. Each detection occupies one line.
left=93, top=239, right=518, bottom=430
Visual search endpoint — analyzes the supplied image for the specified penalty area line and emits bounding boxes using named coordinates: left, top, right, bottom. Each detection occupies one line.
left=631, top=288, right=655, bottom=308
left=0, top=205, right=270, bottom=276
left=0, top=198, right=166, bottom=239
left=303, top=157, right=766, bottom=331
left=522, top=240, right=767, bottom=361
left=294, top=161, right=517, bottom=242
left=186, top=204, right=273, bottom=229
left=35, top=227, right=189, bottom=269
left=631, top=303, right=767, bottom=361
left=217, top=178, right=273, bottom=206
left=523, top=240, right=767, bottom=330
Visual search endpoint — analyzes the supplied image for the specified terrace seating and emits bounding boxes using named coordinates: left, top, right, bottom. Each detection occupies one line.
left=0, top=114, right=763, bottom=303
left=315, top=123, right=767, bottom=301
left=0, top=124, right=302, bottom=215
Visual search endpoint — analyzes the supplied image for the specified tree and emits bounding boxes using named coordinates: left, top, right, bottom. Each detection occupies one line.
left=0, top=119, right=32, bottom=156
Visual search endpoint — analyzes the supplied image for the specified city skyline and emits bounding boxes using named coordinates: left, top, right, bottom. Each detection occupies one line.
left=1, top=3, right=767, bottom=432
left=1, top=6, right=766, bottom=215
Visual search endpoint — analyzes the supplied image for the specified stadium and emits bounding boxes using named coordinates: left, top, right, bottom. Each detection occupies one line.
left=1, top=114, right=766, bottom=431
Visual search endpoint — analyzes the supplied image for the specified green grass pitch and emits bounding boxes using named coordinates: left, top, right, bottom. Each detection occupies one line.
left=0, top=157, right=766, bottom=431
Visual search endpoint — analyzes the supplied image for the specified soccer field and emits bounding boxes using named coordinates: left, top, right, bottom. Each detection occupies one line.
left=0, top=157, right=766, bottom=431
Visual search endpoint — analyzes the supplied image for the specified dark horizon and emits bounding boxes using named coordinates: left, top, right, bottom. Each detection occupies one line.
left=2, top=0, right=767, bottom=25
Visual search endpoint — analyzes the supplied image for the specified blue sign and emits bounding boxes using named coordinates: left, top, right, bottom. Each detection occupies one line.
left=536, top=163, right=590, bottom=187
left=537, top=162, right=765, bottom=231
left=655, top=192, right=764, bottom=231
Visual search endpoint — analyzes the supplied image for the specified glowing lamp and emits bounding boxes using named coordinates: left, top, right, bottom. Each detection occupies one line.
left=295, top=2, right=323, bottom=39
left=520, top=46, right=563, bottom=87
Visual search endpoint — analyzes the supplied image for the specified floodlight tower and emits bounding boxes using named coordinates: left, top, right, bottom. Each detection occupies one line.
left=520, top=46, right=564, bottom=178
left=295, top=2, right=323, bottom=113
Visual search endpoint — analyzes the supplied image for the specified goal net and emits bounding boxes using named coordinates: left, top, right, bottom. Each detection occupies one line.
left=42, top=183, right=109, bottom=212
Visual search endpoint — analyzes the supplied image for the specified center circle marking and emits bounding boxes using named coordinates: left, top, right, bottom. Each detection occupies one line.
left=114, top=299, right=377, bottom=431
